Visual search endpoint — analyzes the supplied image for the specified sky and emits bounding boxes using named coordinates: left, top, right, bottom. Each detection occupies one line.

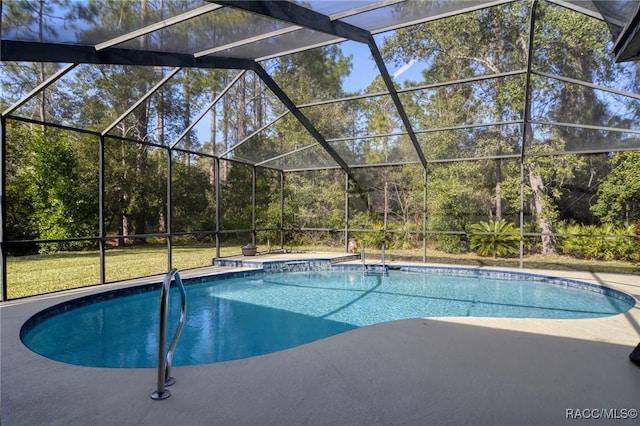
left=339, top=37, right=426, bottom=93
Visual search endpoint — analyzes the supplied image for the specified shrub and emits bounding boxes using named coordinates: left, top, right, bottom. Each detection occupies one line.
left=431, top=233, right=467, bottom=254
left=466, top=219, right=520, bottom=257
left=556, top=222, right=639, bottom=262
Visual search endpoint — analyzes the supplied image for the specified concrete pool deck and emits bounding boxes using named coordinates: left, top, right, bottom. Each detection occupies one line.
left=2, top=253, right=640, bottom=425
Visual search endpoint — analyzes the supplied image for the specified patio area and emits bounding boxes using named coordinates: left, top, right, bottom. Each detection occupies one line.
left=2, top=258, right=639, bottom=425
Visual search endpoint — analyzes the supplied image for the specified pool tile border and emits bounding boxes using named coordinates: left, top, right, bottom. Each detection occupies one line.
left=392, top=265, right=636, bottom=305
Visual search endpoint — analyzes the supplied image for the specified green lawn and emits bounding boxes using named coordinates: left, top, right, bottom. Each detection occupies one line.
left=5, top=243, right=639, bottom=300
left=6, top=243, right=238, bottom=299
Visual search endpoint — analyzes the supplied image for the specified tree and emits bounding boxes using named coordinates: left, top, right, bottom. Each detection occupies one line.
left=251, top=46, right=355, bottom=244
left=1, top=0, right=71, bottom=125
left=2, top=1, right=101, bottom=252
left=378, top=3, right=527, bottom=248
left=4, top=122, right=39, bottom=252
left=591, top=151, right=640, bottom=225
left=379, top=1, right=617, bottom=255
left=71, top=0, right=167, bottom=244
left=25, top=129, right=98, bottom=251
left=522, top=2, right=614, bottom=253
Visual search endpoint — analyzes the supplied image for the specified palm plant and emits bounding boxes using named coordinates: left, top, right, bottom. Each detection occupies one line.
left=467, top=219, right=520, bottom=257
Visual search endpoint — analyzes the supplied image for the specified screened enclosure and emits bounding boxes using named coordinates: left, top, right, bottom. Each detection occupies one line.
left=2, top=0, right=640, bottom=300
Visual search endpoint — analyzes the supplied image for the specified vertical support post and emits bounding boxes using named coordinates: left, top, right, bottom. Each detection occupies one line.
left=280, top=170, right=285, bottom=249
left=344, top=172, right=349, bottom=252
left=99, top=134, right=106, bottom=285
left=519, top=164, right=525, bottom=268
left=422, top=167, right=427, bottom=264
left=1, top=116, right=7, bottom=301
left=519, top=0, right=537, bottom=269
left=166, top=149, right=172, bottom=271
left=251, top=165, right=256, bottom=246
left=215, top=157, right=221, bottom=259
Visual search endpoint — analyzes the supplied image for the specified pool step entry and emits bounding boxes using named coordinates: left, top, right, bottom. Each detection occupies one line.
left=151, top=268, right=187, bottom=401
left=361, top=243, right=388, bottom=275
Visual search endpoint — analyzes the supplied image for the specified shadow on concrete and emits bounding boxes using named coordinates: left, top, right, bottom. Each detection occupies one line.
left=3, top=301, right=640, bottom=426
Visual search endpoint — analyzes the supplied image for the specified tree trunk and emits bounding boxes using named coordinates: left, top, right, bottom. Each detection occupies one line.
left=495, top=182, right=502, bottom=220
left=253, top=75, right=261, bottom=127
left=133, top=139, right=148, bottom=242
left=156, top=68, right=165, bottom=146
left=118, top=138, right=128, bottom=247
left=528, top=163, right=558, bottom=255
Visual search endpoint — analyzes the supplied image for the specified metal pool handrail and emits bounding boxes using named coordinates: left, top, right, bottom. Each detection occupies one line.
left=151, top=268, right=187, bottom=400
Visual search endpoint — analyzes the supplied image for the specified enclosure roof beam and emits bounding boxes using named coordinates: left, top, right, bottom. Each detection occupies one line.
left=220, top=111, right=289, bottom=158
left=195, top=25, right=302, bottom=58
left=533, top=70, right=640, bottom=101
left=2, top=63, right=78, bottom=117
left=102, top=67, right=182, bottom=136
left=197, top=1, right=402, bottom=59
left=329, top=0, right=405, bottom=21
left=367, top=37, right=428, bottom=169
left=529, top=119, right=640, bottom=135
left=254, top=63, right=354, bottom=178
left=0, top=40, right=255, bottom=70
left=548, top=0, right=605, bottom=22
left=170, top=70, right=246, bottom=149
left=397, top=70, right=527, bottom=93
left=371, top=0, right=514, bottom=34
left=210, top=0, right=371, bottom=44
left=210, top=0, right=423, bottom=175
left=256, top=143, right=318, bottom=167
left=95, top=3, right=223, bottom=50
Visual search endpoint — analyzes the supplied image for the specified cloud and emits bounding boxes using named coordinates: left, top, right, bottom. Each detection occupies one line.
left=393, top=59, right=418, bottom=79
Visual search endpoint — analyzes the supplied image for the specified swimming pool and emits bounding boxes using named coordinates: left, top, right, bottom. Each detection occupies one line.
left=21, top=267, right=635, bottom=368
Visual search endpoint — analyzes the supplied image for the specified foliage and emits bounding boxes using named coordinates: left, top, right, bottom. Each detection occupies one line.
left=349, top=213, right=390, bottom=249
left=556, top=222, right=639, bottom=262
left=591, top=151, right=640, bottom=225
left=4, top=122, right=38, bottom=250
left=6, top=126, right=98, bottom=253
left=428, top=233, right=467, bottom=255
left=170, top=157, right=216, bottom=234
left=467, top=219, right=520, bottom=257
left=424, top=161, right=490, bottom=254
left=284, top=170, right=346, bottom=231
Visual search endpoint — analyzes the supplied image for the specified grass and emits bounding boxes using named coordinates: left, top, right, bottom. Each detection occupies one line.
left=6, top=242, right=639, bottom=300
left=6, top=243, right=240, bottom=299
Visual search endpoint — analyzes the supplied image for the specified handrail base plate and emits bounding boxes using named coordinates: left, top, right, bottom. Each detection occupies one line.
left=151, top=390, right=171, bottom=400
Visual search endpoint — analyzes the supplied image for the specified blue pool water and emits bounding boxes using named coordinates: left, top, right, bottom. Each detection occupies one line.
left=21, top=268, right=634, bottom=368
